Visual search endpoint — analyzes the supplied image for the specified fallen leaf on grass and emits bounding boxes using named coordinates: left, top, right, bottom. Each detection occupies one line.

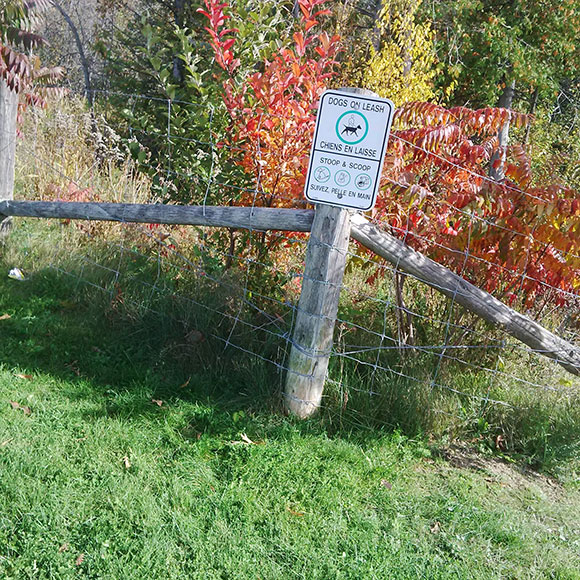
left=0, top=313, right=11, bottom=320
left=58, top=543, right=69, bottom=553
left=9, top=401, right=31, bottom=415
left=8, top=268, right=26, bottom=281
left=380, top=479, right=392, bottom=490
left=286, top=507, right=305, bottom=517
left=241, top=433, right=255, bottom=445
left=75, top=553, right=85, bottom=566
left=430, top=521, right=441, bottom=534
left=1, top=438, right=13, bottom=447
left=65, top=361, right=81, bottom=377
left=122, top=455, right=131, bottom=469
left=231, top=433, right=265, bottom=445
left=15, top=373, right=33, bottom=380
left=151, top=399, right=163, bottom=407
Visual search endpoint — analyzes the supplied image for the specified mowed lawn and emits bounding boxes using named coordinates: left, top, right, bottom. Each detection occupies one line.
left=1, top=269, right=579, bottom=579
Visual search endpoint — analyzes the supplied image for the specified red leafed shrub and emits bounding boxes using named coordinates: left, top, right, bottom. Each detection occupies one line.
left=199, top=0, right=340, bottom=208
left=383, top=103, right=579, bottom=308
left=200, top=1, right=579, bottom=310
left=0, top=0, right=64, bottom=119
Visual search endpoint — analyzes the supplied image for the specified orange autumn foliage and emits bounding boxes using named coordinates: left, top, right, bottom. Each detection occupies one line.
left=200, top=0, right=579, bottom=310
left=382, top=103, right=579, bottom=308
left=199, top=0, right=340, bottom=207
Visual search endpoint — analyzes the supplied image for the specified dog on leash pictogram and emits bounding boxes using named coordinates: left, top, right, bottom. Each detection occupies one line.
left=341, top=115, right=362, bottom=137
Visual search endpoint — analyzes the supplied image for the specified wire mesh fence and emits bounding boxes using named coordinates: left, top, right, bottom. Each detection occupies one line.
left=6, top=89, right=580, bottom=444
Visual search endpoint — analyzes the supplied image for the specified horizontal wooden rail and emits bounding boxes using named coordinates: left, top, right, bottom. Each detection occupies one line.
left=1, top=199, right=578, bottom=376
left=0, top=201, right=314, bottom=232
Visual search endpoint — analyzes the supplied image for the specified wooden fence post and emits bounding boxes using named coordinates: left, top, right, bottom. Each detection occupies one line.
left=0, top=79, right=18, bottom=237
left=284, top=86, right=377, bottom=418
left=284, top=203, right=351, bottom=418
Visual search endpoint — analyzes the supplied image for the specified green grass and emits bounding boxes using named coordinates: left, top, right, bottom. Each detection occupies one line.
left=1, top=229, right=580, bottom=578
left=5, top=214, right=580, bottom=472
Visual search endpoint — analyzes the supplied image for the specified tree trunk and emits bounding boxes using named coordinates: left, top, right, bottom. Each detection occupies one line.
left=523, top=86, right=539, bottom=146
left=172, top=0, right=186, bottom=83
left=50, top=0, right=93, bottom=104
left=489, top=80, right=515, bottom=181
left=370, top=0, right=384, bottom=51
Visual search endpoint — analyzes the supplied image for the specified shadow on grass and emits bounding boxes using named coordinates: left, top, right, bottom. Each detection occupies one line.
left=1, top=261, right=579, bottom=470
left=0, top=265, right=361, bottom=446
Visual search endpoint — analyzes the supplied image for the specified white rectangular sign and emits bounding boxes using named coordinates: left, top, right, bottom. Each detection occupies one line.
left=304, top=90, right=394, bottom=211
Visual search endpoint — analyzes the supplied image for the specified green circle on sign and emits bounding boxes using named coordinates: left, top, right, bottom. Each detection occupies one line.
left=336, top=110, right=369, bottom=145
left=334, top=170, right=351, bottom=187
left=313, top=166, right=331, bottom=183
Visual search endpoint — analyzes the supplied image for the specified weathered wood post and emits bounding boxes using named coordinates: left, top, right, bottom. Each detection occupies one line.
left=284, top=203, right=352, bottom=417
left=285, top=87, right=383, bottom=418
left=0, top=79, right=18, bottom=237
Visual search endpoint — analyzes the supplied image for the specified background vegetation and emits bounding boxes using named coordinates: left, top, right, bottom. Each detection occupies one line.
left=1, top=0, right=580, bottom=576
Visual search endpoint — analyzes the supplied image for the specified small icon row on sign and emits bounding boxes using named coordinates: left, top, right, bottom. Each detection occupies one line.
left=313, top=166, right=372, bottom=190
